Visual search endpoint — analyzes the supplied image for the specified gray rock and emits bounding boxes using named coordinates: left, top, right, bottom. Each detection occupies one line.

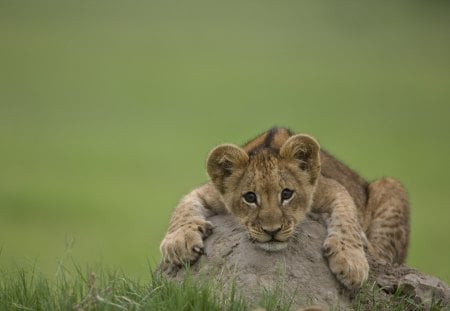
left=162, top=213, right=450, bottom=309
left=166, top=214, right=350, bottom=309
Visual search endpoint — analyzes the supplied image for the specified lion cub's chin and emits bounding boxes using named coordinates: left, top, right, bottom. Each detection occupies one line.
left=255, top=241, right=288, bottom=252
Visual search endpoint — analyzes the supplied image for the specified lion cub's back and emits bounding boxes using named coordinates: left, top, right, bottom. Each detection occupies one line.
left=320, top=150, right=368, bottom=210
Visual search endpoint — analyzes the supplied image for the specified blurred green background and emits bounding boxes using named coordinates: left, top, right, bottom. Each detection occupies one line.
left=1, top=1, right=449, bottom=283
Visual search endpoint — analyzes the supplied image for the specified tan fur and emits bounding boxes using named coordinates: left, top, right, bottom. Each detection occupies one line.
left=160, top=128, right=410, bottom=289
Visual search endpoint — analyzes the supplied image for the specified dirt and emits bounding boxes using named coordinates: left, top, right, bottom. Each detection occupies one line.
left=162, top=213, right=450, bottom=310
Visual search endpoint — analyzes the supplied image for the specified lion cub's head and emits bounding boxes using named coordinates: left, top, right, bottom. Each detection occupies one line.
left=207, top=134, right=321, bottom=251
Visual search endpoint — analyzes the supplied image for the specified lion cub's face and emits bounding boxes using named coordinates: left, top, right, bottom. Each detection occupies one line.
left=207, top=134, right=321, bottom=252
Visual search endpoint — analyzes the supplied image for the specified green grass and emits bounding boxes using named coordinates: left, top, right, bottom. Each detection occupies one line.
left=0, top=0, right=450, bottom=284
left=0, top=264, right=249, bottom=311
left=1, top=263, right=447, bottom=311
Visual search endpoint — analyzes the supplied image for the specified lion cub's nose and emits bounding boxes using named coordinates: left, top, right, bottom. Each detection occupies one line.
left=262, top=226, right=282, bottom=237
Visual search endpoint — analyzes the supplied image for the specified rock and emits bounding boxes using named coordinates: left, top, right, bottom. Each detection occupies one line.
left=164, top=214, right=350, bottom=309
left=370, top=260, right=450, bottom=307
left=161, top=213, right=450, bottom=310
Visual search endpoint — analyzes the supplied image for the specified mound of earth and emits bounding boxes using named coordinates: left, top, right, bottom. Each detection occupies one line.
left=161, top=214, right=450, bottom=309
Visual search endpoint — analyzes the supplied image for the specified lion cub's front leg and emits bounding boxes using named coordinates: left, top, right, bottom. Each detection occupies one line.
left=314, top=177, right=369, bottom=289
left=160, top=183, right=225, bottom=271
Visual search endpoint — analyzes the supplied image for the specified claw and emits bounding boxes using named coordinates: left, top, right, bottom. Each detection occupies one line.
left=323, top=246, right=334, bottom=257
left=193, top=246, right=205, bottom=254
left=198, top=225, right=213, bottom=238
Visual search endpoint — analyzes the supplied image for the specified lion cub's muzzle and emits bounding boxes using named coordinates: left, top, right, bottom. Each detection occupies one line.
left=248, top=224, right=294, bottom=252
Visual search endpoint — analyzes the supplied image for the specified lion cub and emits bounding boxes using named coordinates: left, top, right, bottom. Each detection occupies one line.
left=160, top=128, right=409, bottom=289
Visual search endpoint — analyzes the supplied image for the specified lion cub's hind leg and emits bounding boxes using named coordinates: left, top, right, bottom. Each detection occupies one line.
left=365, top=178, right=410, bottom=264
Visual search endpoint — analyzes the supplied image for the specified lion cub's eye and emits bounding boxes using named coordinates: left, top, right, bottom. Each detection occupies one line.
left=243, top=192, right=257, bottom=204
left=281, top=189, right=294, bottom=201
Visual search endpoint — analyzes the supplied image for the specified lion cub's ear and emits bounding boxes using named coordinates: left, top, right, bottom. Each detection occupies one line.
left=207, top=144, right=249, bottom=193
left=280, top=134, right=321, bottom=184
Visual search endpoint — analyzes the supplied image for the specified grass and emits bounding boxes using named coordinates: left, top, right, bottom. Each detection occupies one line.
left=1, top=262, right=448, bottom=311
left=1, top=243, right=447, bottom=310
left=0, top=263, right=249, bottom=311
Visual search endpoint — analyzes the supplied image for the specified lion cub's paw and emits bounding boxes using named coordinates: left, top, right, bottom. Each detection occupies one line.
left=323, top=235, right=369, bottom=289
left=160, top=219, right=213, bottom=270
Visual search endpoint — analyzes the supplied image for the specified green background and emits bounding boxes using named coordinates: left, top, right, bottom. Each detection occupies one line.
left=1, top=1, right=449, bottom=283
